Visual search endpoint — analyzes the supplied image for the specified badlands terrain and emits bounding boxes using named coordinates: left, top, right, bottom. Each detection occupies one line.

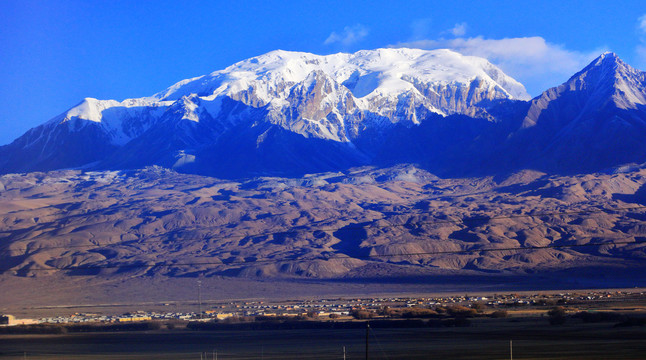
left=1, top=164, right=645, bottom=311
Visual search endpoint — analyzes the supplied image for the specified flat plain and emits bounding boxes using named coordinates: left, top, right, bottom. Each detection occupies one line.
left=1, top=318, right=645, bottom=359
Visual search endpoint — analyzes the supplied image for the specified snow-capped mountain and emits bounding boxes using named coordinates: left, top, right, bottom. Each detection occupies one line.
left=148, top=48, right=528, bottom=143
left=0, top=48, right=528, bottom=175
left=155, top=48, right=528, bottom=117
left=2, top=49, right=646, bottom=177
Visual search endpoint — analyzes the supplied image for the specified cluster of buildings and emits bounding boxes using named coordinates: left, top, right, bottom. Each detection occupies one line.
left=1, top=290, right=642, bottom=326
left=37, top=312, right=194, bottom=324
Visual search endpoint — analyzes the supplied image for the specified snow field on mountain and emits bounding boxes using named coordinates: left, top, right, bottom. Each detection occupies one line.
left=43, top=48, right=527, bottom=148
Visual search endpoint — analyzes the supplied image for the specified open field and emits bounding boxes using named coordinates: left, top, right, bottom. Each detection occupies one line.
left=1, top=317, right=645, bottom=359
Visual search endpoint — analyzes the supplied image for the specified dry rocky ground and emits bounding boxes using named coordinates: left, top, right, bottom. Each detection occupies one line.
left=1, top=164, right=645, bottom=310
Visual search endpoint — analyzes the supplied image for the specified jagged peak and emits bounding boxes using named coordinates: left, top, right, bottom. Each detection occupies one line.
left=64, top=98, right=113, bottom=123
left=569, top=52, right=635, bottom=81
left=598, top=51, right=619, bottom=60
left=524, top=52, right=646, bottom=128
left=593, top=52, right=630, bottom=71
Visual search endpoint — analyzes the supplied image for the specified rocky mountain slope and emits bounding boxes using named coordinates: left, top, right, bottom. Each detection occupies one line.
left=0, top=48, right=528, bottom=176
left=502, top=52, right=646, bottom=173
left=2, top=50, right=646, bottom=178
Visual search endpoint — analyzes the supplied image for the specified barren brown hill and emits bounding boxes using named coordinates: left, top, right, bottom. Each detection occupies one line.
left=1, top=164, right=645, bottom=311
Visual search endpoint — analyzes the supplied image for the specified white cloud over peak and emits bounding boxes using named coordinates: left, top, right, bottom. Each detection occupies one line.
left=394, top=36, right=602, bottom=96
left=324, top=24, right=369, bottom=47
left=449, top=23, right=467, bottom=37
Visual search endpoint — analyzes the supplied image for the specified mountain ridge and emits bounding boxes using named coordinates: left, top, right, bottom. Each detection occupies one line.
left=1, top=50, right=646, bottom=178
left=504, top=51, right=646, bottom=173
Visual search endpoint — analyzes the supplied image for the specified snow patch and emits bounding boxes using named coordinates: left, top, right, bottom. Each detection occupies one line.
left=29, top=48, right=532, bottom=147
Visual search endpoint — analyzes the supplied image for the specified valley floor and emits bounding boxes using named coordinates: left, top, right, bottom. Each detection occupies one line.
left=2, top=269, right=645, bottom=318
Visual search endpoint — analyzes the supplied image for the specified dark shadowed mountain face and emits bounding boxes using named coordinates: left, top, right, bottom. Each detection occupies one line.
left=501, top=53, right=646, bottom=173
left=0, top=119, right=118, bottom=174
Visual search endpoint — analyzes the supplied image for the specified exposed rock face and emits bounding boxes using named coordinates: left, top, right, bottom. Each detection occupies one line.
left=2, top=51, right=646, bottom=178
left=0, top=48, right=527, bottom=176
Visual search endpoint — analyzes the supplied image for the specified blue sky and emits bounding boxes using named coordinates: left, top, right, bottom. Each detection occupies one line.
left=1, top=0, right=645, bottom=145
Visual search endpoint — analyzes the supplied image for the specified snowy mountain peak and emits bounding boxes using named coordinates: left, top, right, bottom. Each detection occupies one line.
left=566, top=52, right=646, bottom=109
left=597, top=51, right=620, bottom=61
left=128, top=48, right=532, bottom=142
left=521, top=52, right=646, bottom=131
left=0, top=48, right=533, bottom=174
left=569, top=52, right=638, bottom=85
left=63, top=98, right=115, bottom=123
left=156, top=48, right=529, bottom=105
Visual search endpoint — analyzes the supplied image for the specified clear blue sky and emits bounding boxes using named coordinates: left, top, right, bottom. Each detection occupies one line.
left=1, top=0, right=645, bottom=145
